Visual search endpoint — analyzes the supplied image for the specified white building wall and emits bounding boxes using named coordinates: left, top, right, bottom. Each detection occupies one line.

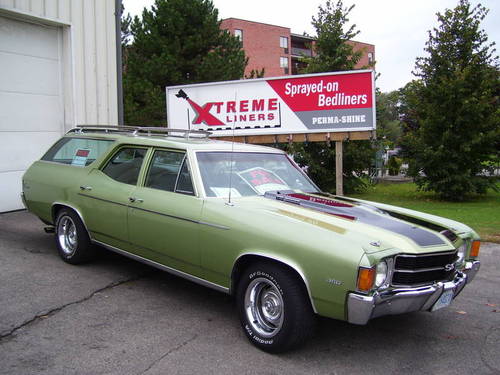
left=0, top=0, right=119, bottom=211
left=0, top=0, right=119, bottom=129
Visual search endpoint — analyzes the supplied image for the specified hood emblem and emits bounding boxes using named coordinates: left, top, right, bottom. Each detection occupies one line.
left=370, top=241, right=381, bottom=247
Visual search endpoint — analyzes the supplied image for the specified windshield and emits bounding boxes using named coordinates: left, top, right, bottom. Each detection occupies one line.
left=196, top=152, right=319, bottom=197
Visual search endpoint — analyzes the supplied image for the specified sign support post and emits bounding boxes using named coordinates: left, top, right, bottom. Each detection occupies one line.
left=335, top=140, right=343, bottom=196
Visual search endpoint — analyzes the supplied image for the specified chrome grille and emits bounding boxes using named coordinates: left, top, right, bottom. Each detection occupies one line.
left=392, top=250, right=458, bottom=286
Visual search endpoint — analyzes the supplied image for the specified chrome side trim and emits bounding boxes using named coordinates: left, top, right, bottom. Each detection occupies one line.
left=93, top=239, right=230, bottom=294
left=130, top=205, right=199, bottom=224
left=51, top=202, right=91, bottom=239
left=78, top=193, right=229, bottom=230
left=197, top=221, right=230, bottom=230
left=131, top=206, right=230, bottom=230
left=77, top=193, right=128, bottom=207
left=231, top=252, right=318, bottom=314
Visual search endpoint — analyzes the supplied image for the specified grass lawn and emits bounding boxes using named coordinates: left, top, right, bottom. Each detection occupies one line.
left=351, top=182, right=500, bottom=243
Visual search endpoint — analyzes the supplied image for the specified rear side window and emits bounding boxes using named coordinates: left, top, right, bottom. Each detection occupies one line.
left=42, top=137, right=114, bottom=166
left=102, top=147, right=147, bottom=185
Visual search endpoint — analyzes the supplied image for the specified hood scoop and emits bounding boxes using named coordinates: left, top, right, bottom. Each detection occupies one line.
left=264, top=191, right=447, bottom=247
left=265, top=190, right=357, bottom=220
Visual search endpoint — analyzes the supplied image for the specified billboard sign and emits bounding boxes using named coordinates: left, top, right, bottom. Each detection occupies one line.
left=166, top=70, right=375, bottom=137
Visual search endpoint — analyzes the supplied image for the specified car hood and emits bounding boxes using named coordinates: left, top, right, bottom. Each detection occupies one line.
left=232, top=191, right=467, bottom=255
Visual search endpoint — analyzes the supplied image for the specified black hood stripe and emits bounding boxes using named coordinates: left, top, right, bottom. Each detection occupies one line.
left=265, top=191, right=446, bottom=247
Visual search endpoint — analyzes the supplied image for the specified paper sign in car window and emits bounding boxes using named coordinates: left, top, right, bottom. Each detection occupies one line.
left=238, top=167, right=289, bottom=194
left=71, top=149, right=90, bottom=167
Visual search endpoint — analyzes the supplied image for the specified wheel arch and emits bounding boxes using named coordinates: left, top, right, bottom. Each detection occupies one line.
left=51, top=202, right=91, bottom=238
left=230, top=252, right=318, bottom=314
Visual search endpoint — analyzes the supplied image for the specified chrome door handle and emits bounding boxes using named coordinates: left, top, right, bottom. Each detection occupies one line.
left=80, top=186, right=92, bottom=191
left=129, top=197, right=143, bottom=203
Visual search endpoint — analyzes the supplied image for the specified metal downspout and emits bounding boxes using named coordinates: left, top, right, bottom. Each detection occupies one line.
left=115, top=0, right=124, bottom=125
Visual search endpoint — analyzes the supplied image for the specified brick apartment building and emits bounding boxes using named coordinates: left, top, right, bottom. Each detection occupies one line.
left=221, top=18, right=375, bottom=78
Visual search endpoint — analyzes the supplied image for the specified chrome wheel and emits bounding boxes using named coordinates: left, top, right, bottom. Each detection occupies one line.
left=244, top=277, right=284, bottom=338
left=57, top=215, right=78, bottom=256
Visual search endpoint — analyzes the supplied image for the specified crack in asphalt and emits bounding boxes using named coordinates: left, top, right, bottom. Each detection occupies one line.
left=139, top=334, right=198, bottom=375
left=0, top=273, right=149, bottom=342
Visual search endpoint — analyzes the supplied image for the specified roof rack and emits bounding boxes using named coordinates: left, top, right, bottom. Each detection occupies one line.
left=67, top=125, right=211, bottom=139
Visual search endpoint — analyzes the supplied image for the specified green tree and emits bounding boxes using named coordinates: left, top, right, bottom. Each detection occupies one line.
left=122, top=0, right=247, bottom=126
left=398, top=80, right=424, bottom=135
left=301, top=0, right=363, bottom=73
left=376, top=89, right=402, bottom=146
left=245, top=68, right=265, bottom=79
left=401, top=0, right=499, bottom=200
left=290, top=138, right=374, bottom=193
left=398, top=80, right=425, bottom=177
left=289, top=0, right=375, bottom=194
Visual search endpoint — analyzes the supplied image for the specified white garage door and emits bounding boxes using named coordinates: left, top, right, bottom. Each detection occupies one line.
left=0, top=16, right=64, bottom=212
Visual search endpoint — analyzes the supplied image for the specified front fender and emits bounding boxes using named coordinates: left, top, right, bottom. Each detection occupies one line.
left=231, top=251, right=317, bottom=313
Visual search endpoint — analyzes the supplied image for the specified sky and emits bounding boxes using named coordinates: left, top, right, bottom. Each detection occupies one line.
left=122, top=0, right=500, bottom=93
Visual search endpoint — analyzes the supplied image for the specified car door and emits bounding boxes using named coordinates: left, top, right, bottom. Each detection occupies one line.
left=77, top=146, right=149, bottom=249
left=127, top=148, right=203, bottom=277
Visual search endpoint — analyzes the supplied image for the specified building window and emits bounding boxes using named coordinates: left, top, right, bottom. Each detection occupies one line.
left=280, top=36, right=288, bottom=49
left=234, top=29, right=243, bottom=40
left=368, top=52, right=374, bottom=64
left=280, top=57, right=289, bottom=68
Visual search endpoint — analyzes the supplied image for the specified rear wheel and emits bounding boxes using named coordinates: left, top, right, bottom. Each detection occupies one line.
left=55, top=208, right=95, bottom=264
left=236, top=262, right=315, bottom=353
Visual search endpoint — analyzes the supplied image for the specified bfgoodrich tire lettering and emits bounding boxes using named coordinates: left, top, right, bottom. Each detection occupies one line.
left=236, top=262, right=315, bottom=353
left=55, top=208, right=96, bottom=264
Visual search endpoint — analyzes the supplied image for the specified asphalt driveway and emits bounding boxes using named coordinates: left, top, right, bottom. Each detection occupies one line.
left=1, top=211, right=499, bottom=375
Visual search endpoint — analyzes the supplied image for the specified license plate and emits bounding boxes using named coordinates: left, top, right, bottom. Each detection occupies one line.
left=431, top=289, right=454, bottom=312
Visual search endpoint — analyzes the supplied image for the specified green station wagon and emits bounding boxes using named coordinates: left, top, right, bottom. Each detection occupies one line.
left=22, top=125, right=481, bottom=353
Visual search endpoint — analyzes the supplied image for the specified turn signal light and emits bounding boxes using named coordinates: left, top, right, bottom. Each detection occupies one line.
left=470, top=240, right=481, bottom=257
left=357, top=267, right=375, bottom=292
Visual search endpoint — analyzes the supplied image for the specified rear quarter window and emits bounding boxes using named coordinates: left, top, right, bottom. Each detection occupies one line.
left=41, top=137, right=114, bottom=167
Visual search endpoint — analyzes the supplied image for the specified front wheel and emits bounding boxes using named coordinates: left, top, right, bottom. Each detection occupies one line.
left=55, top=208, right=95, bottom=264
left=236, top=262, right=315, bottom=353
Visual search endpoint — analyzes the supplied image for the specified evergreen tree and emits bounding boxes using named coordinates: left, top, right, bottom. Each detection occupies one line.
left=401, top=0, right=499, bottom=200
left=376, top=89, right=402, bottom=146
left=302, top=0, right=363, bottom=73
left=289, top=0, right=375, bottom=194
left=122, top=0, right=247, bottom=126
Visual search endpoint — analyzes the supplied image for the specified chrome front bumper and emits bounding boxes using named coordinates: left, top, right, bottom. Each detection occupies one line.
left=463, top=260, right=480, bottom=283
left=347, top=262, right=480, bottom=325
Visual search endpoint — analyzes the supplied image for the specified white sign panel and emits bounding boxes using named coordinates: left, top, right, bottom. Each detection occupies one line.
left=166, top=70, right=375, bottom=137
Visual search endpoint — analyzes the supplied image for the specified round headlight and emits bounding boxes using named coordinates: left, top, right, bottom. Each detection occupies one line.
left=457, top=243, right=467, bottom=263
left=375, top=261, right=388, bottom=287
